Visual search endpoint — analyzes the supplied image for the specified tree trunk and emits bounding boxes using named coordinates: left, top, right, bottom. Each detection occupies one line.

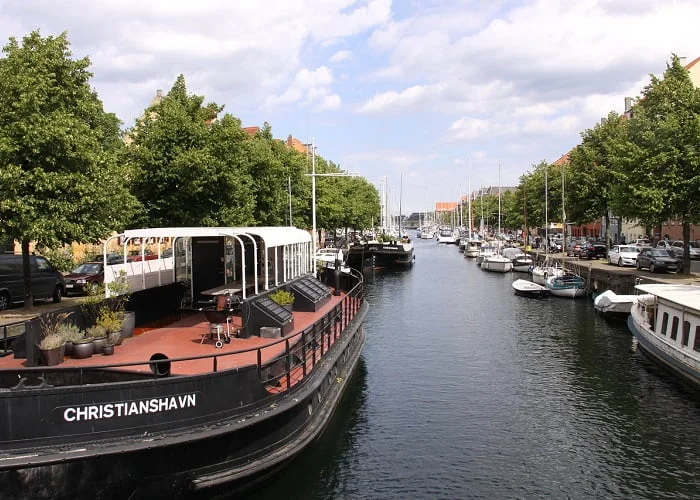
left=604, top=210, right=611, bottom=252
left=21, top=239, right=34, bottom=311
left=682, top=221, right=690, bottom=274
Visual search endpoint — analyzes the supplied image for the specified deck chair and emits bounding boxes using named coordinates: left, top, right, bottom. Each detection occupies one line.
left=199, top=294, right=234, bottom=348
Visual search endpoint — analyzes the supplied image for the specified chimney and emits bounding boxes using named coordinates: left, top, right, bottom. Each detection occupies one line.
left=624, top=96, right=632, bottom=113
left=679, top=56, right=687, bottom=67
left=600, top=117, right=607, bottom=126
left=156, top=89, right=163, bottom=97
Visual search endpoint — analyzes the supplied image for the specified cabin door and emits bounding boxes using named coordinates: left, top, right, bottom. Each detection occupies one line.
left=191, top=237, right=225, bottom=301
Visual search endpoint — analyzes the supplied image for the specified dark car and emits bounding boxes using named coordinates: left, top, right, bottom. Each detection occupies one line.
left=0, top=254, right=66, bottom=310
left=636, top=248, right=682, bottom=273
left=63, top=261, right=104, bottom=295
left=573, top=241, right=603, bottom=259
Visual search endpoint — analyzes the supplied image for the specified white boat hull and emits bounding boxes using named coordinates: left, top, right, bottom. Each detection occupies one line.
left=481, top=257, right=513, bottom=273
left=545, top=274, right=586, bottom=298
left=512, top=279, right=548, bottom=297
left=628, top=284, right=700, bottom=388
left=531, top=266, right=563, bottom=285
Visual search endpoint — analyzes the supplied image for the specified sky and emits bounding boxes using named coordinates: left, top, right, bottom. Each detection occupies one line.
left=1, top=0, right=698, bottom=216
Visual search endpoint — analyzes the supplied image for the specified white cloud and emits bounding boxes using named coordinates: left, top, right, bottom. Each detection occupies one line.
left=356, top=84, right=445, bottom=114
left=265, top=66, right=341, bottom=111
left=329, top=50, right=352, bottom=63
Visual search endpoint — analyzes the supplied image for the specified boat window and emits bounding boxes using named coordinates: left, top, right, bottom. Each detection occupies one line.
left=661, top=312, right=669, bottom=335
left=670, top=316, right=679, bottom=341
left=682, top=321, right=690, bottom=347
left=694, top=326, right=700, bottom=353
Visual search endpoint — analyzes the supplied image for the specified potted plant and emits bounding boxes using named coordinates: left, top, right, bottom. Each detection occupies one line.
left=38, top=333, right=66, bottom=366
left=86, top=324, right=108, bottom=354
left=103, top=331, right=121, bottom=356
left=38, top=311, right=70, bottom=365
left=57, top=322, right=82, bottom=356
left=71, top=332, right=95, bottom=359
left=269, top=289, right=295, bottom=312
left=106, top=271, right=134, bottom=338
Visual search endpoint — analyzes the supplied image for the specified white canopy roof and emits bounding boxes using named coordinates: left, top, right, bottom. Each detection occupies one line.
left=635, top=283, right=700, bottom=313
left=120, top=226, right=311, bottom=248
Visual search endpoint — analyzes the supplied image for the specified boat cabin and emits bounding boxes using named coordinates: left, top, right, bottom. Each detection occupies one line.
left=634, top=285, right=700, bottom=356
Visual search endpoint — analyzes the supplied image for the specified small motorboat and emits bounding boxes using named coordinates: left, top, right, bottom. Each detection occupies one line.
left=593, top=290, right=635, bottom=320
left=512, top=279, right=549, bottom=298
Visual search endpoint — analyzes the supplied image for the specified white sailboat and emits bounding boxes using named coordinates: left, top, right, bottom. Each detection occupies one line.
left=532, top=163, right=563, bottom=284
left=545, top=158, right=585, bottom=298
left=482, top=164, right=513, bottom=273
left=464, top=179, right=480, bottom=258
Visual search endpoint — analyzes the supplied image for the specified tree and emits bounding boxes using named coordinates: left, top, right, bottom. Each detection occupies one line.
left=0, top=31, right=138, bottom=309
left=126, top=75, right=255, bottom=226
left=567, top=112, right=628, bottom=250
left=620, top=54, right=700, bottom=272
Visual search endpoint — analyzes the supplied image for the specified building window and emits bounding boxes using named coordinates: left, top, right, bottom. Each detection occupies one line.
left=682, top=321, right=691, bottom=347
left=694, top=326, right=700, bottom=353
left=661, top=312, right=669, bottom=335
left=670, top=316, right=679, bottom=341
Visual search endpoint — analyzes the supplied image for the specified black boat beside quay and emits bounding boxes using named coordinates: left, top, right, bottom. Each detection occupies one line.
left=0, top=227, right=367, bottom=499
left=345, top=240, right=415, bottom=271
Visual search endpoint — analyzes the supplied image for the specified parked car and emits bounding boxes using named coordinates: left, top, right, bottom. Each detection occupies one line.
left=670, top=240, right=700, bottom=260
left=631, top=238, right=652, bottom=248
left=0, top=254, right=66, bottom=310
left=126, top=249, right=158, bottom=262
left=608, top=244, right=640, bottom=267
left=655, top=239, right=674, bottom=252
left=63, top=261, right=105, bottom=296
left=636, top=248, right=681, bottom=273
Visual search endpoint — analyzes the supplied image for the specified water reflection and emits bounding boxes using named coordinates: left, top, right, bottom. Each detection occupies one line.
left=244, top=239, right=700, bottom=499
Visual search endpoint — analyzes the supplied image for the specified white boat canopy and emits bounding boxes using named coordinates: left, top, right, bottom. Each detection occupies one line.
left=104, top=227, right=312, bottom=301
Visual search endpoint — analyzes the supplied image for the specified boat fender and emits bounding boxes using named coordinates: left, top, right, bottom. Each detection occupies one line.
left=149, top=353, right=171, bottom=378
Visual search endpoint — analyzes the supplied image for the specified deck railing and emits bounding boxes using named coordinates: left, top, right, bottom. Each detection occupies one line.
left=0, top=269, right=365, bottom=393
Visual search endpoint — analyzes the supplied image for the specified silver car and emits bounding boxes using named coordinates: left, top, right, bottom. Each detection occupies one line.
left=670, top=240, right=700, bottom=259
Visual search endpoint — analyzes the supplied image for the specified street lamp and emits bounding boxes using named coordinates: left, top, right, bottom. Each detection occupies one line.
left=305, top=137, right=358, bottom=274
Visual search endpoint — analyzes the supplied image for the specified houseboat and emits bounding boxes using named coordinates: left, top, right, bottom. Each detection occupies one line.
left=0, top=226, right=368, bottom=499
left=628, top=283, right=700, bottom=388
left=345, top=239, right=414, bottom=270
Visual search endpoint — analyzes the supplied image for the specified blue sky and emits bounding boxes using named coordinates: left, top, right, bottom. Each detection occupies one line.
left=1, top=0, right=698, bottom=215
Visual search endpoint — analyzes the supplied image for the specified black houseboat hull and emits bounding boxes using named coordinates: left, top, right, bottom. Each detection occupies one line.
left=0, top=303, right=367, bottom=499
left=345, top=242, right=414, bottom=270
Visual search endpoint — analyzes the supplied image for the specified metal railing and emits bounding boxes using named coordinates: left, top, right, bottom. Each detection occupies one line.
left=0, top=269, right=365, bottom=392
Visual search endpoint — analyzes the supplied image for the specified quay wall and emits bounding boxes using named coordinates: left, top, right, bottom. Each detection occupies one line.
left=531, top=253, right=696, bottom=295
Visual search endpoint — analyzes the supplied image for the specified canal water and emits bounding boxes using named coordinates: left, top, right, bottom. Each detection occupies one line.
left=245, top=238, right=700, bottom=499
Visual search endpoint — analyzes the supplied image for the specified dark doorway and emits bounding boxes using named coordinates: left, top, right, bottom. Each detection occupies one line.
left=192, top=237, right=225, bottom=301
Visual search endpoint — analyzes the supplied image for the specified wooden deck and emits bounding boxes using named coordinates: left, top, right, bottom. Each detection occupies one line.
left=0, top=292, right=350, bottom=377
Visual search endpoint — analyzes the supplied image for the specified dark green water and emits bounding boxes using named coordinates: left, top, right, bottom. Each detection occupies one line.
left=245, top=238, right=700, bottom=499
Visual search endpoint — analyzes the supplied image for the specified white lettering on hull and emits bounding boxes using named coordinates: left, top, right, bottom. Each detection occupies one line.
left=62, top=393, right=197, bottom=422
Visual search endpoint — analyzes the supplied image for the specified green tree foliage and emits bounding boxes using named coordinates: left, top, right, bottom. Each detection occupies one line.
left=126, top=75, right=255, bottom=226
left=620, top=54, right=700, bottom=271
left=0, top=31, right=138, bottom=308
left=567, top=112, right=628, bottom=249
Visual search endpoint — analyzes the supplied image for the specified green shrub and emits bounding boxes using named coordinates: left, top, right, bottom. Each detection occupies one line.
left=269, top=289, right=294, bottom=306
left=95, top=309, right=121, bottom=334
left=56, top=323, right=82, bottom=342
left=36, top=245, right=74, bottom=273
left=86, top=324, right=108, bottom=339
left=39, top=333, right=64, bottom=350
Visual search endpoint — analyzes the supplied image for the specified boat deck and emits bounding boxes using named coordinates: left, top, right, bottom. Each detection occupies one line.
left=0, top=291, right=349, bottom=377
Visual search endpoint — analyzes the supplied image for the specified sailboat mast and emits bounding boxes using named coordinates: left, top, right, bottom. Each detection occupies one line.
left=399, top=172, right=403, bottom=237
left=498, top=163, right=501, bottom=238
left=545, top=164, right=548, bottom=256
left=468, top=179, right=472, bottom=238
